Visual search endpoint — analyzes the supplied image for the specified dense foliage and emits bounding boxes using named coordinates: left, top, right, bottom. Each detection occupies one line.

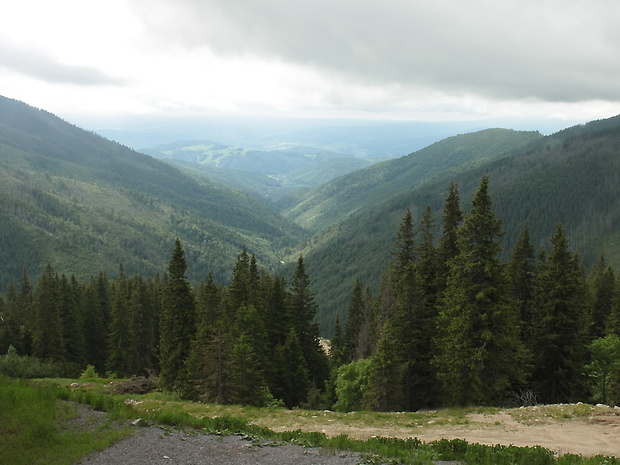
left=3, top=177, right=620, bottom=411
left=306, top=117, right=620, bottom=332
left=0, top=242, right=329, bottom=408
left=329, top=177, right=620, bottom=410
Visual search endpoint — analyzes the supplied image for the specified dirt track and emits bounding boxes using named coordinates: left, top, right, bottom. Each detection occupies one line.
left=265, top=405, right=620, bottom=458
left=73, top=402, right=620, bottom=463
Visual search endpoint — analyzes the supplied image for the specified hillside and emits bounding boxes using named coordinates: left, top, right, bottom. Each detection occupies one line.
left=282, top=128, right=543, bottom=232
left=302, top=115, right=620, bottom=333
left=0, top=96, right=305, bottom=288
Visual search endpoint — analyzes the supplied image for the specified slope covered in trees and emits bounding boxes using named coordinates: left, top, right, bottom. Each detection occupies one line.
left=0, top=96, right=305, bottom=289
left=281, top=128, right=542, bottom=232
left=4, top=183, right=620, bottom=411
left=328, top=177, right=620, bottom=409
left=0, top=242, right=329, bottom=408
left=303, top=116, right=620, bottom=332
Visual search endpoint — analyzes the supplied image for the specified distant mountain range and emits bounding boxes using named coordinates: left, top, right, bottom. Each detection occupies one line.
left=141, top=140, right=374, bottom=200
left=2, top=95, right=620, bottom=336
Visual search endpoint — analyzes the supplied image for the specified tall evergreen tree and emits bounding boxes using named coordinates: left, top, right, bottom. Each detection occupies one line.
left=202, top=325, right=235, bottom=404
left=32, top=265, right=64, bottom=363
left=0, top=284, right=21, bottom=355
left=58, top=275, right=86, bottom=375
left=588, top=253, right=615, bottom=340
left=159, top=239, right=197, bottom=392
left=531, top=223, right=589, bottom=403
left=343, top=278, right=365, bottom=364
left=185, top=274, right=222, bottom=400
left=412, top=205, right=440, bottom=407
left=607, top=276, right=620, bottom=337
left=273, top=328, right=311, bottom=408
left=434, top=176, right=525, bottom=405
left=17, top=268, right=34, bottom=355
left=107, top=266, right=138, bottom=377
left=83, top=273, right=111, bottom=375
left=288, top=254, right=330, bottom=389
left=507, top=223, right=537, bottom=355
left=227, top=248, right=252, bottom=316
left=389, top=208, right=423, bottom=410
left=363, top=320, right=406, bottom=411
left=437, top=183, right=463, bottom=294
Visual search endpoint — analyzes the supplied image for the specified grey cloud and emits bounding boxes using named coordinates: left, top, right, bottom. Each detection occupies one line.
left=0, top=41, right=125, bottom=86
left=136, top=0, right=620, bottom=103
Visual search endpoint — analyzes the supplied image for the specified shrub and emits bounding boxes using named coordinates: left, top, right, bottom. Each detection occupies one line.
left=333, top=358, right=372, bottom=412
left=0, top=346, right=57, bottom=378
left=79, top=364, right=99, bottom=380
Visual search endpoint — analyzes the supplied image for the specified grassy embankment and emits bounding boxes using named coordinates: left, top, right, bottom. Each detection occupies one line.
left=2, top=375, right=619, bottom=465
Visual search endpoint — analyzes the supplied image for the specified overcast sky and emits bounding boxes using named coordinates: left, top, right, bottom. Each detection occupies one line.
left=1, top=0, right=619, bottom=129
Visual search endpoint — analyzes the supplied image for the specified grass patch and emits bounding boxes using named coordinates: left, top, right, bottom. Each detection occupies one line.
left=0, top=376, right=131, bottom=465
left=5, top=376, right=620, bottom=465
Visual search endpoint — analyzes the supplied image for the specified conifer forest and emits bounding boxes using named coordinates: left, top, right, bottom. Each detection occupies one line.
left=2, top=175, right=620, bottom=411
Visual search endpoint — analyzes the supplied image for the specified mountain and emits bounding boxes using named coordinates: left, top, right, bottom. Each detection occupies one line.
left=141, top=140, right=373, bottom=199
left=281, top=128, right=543, bottom=232
left=3, top=94, right=620, bottom=341
left=300, top=115, right=620, bottom=334
left=0, top=96, right=305, bottom=288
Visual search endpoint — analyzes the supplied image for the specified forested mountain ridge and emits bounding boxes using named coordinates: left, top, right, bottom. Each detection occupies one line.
left=303, top=116, right=620, bottom=333
left=281, top=128, right=543, bottom=232
left=3, top=93, right=620, bottom=346
left=0, top=96, right=305, bottom=289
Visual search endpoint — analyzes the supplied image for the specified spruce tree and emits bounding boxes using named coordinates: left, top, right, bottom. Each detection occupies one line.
left=263, top=274, right=290, bottom=348
left=434, top=176, right=524, bottom=405
left=413, top=205, right=440, bottom=407
left=588, top=253, right=615, bottom=340
left=437, top=183, right=463, bottom=294
left=390, top=208, right=424, bottom=410
left=227, top=248, right=252, bottom=316
left=230, top=333, right=268, bottom=405
left=185, top=274, right=222, bottom=400
left=32, top=265, right=64, bottom=363
left=507, top=223, right=537, bottom=355
left=607, top=276, right=620, bottom=337
left=107, top=266, right=138, bottom=377
left=363, top=320, right=406, bottom=411
left=0, top=285, right=21, bottom=355
left=289, top=254, right=330, bottom=389
left=203, top=325, right=235, bottom=404
left=58, top=275, right=86, bottom=375
left=274, top=328, right=311, bottom=408
left=83, top=273, right=110, bottom=375
left=531, top=223, right=589, bottom=403
left=343, top=278, right=365, bottom=364
left=159, top=238, right=196, bottom=392
left=17, top=268, right=34, bottom=355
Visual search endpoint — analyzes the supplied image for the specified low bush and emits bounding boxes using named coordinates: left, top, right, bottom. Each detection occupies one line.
left=0, top=346, right=57, bottom=378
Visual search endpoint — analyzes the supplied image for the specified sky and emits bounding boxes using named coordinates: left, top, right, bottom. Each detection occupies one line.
left=1, top=0, right=619, bottom=133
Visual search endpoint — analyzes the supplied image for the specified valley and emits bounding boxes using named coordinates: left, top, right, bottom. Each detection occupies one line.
left=2, top=95, right=620, bottom=336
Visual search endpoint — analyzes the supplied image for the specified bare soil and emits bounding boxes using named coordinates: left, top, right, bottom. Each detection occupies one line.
left=263, top=405, right=620, bottom=458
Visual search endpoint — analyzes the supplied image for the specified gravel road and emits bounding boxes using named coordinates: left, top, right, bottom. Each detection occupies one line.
left=77, top=426, right=365, bottom=465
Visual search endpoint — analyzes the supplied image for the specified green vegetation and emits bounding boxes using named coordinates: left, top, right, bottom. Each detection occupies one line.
left=0, top=96, right=305, bottom=289
left=3, top=376, right=619, bottom=465
left=0, top=376, right=131, bottom=465
left=282, top=128, right=542, bottom=232
left=305, top=117, right=620, bottom=331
